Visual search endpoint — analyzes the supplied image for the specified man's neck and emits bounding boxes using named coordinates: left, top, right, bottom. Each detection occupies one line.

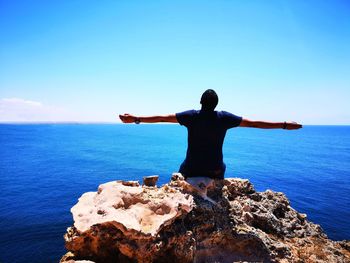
left=200, top=108, right=215, bottom=112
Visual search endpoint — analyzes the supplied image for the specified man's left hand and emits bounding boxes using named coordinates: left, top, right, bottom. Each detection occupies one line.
left=285, top=122, right=302, bottom=130
left=119, top=113, right=136, bottom=123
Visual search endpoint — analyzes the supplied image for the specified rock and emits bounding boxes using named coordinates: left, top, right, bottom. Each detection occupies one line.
left=143, top=175, right=159, bottom=187
left=61, top=175, right=350, bottom=263
left=339, top=240, right=350, bottom=251
left=71, top=180, right=193, bottom=236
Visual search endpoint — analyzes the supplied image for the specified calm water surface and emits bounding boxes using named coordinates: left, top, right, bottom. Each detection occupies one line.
left=0, top=124, right=349, bottom=262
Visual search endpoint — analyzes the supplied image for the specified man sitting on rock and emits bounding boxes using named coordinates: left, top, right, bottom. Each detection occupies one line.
left=119, top=89, right=302, bottom=199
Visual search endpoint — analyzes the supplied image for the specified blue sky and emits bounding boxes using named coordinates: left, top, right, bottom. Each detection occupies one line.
left=0, top=0, right=349, bottom=124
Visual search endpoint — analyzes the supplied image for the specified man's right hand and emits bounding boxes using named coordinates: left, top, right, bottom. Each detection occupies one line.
left=119, top=113, right=136, bottom=123
left=285, top=122, right=303, bottom=130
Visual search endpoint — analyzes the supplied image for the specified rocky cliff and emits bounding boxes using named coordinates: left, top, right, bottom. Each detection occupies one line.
left=61, top=174, right=350, bottom=263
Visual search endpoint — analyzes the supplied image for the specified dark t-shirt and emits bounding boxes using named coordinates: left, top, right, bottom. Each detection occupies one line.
left=176, top=109, right=242, bottom=178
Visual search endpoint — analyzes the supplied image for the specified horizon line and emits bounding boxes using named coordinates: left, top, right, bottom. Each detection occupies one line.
left=0, top=121, right=349, bottom=126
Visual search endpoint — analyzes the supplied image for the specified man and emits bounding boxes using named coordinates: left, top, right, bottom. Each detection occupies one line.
left=119, top=89, right=302, bottom=180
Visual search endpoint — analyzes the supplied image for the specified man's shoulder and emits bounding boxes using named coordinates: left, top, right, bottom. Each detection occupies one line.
left=176, top=109, right=199, bottom=116
left=217, top=110, right=234, bottom=117
left=176, top=110, right=199, bottom=126
left=217, top=111, right=243, bottom=128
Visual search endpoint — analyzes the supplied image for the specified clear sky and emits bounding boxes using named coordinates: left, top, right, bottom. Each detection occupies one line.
left=0, top=0, right=349, bottom=124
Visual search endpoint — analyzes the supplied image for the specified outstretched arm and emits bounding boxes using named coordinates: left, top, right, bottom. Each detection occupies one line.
left=240, top=119, right=302, bottom=130
left=119, top=113, right=178, bottom=124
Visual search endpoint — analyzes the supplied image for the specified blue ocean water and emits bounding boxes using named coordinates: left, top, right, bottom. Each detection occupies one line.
left=0, top=124, right=349, bottom=263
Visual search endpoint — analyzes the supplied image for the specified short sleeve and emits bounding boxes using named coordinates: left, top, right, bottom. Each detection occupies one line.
left=220, top=111, right=242, bottom=129
left=176, top=110, right=196, bottom=127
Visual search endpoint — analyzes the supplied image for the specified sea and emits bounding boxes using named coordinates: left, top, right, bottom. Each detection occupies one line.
left=0, top=124, right=349, bottom=263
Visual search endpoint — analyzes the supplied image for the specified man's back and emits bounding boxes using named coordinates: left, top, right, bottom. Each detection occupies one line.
left=176, top=109, right=242, bottom=178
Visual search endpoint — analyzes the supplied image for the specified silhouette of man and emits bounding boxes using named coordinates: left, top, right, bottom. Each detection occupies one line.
left=119, top=89, right=302, bottom=180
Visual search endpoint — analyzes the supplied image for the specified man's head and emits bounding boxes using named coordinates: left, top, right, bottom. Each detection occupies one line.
left=200, top=89, right=218, bottom=111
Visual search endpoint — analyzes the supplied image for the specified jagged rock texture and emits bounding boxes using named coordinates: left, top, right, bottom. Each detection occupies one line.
left=61, top=174, right=350, bottom=263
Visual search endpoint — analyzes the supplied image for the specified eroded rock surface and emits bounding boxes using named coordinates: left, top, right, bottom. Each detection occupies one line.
left=61, top=174, right=350, bottom=263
